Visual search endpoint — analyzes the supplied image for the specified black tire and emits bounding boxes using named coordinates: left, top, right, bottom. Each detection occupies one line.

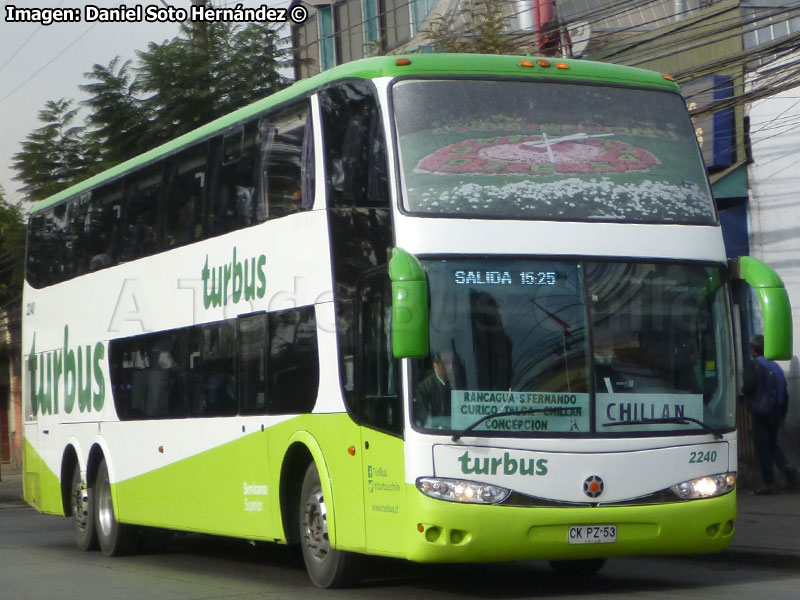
left=549, top=558, right=607, bottom=576
left=94, top=458, right=137, bottom=556
left=70, top=466, right=98, bottom=551
left=299, top=464, right=361, bottom=588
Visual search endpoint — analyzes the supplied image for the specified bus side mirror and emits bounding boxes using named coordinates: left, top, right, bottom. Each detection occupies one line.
left=730, top=256, right=793, bottom=360
left=389, top=248, right=429, bottom=359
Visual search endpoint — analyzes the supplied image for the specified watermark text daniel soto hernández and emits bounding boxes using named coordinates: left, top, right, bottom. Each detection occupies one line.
left=5, top=3, right=309, bottom=26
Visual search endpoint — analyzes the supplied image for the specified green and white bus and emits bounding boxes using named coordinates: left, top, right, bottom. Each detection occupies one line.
left=22, top=54, right=792, bottom=587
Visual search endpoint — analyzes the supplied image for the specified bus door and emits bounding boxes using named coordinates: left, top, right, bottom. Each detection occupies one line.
left=356, top=271, right=406, bottom=554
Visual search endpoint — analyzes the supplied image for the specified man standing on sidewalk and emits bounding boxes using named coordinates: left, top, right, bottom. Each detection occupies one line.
left=742, top=334, right=798, bottom=494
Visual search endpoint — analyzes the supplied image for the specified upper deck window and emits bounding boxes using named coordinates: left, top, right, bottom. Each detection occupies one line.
left=392, top=79, right=716, bottom=224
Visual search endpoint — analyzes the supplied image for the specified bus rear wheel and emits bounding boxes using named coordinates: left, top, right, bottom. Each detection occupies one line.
left=299, top=463, right=361, bottom=588
left=94, top=458, right=137, bottom=556
left=70, top=466, right=98, bottom=551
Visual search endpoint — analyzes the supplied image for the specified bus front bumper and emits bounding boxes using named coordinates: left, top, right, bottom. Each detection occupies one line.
left=404, top=488, right=736, bottom=563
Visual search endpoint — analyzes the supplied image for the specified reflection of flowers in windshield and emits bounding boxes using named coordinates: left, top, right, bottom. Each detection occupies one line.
left=430, top=118, right=676, bottom=141
left=417, top=135, right=659, bottom=176
left=482, top=141, right=603, bottom=164
left=411, top=178, right=713, bottom=221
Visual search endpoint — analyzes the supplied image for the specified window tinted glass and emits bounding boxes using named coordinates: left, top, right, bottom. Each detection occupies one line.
left=411, top=259, right=734, bottom=436
left=163, top=144, right=207, bottom=248
left=320, top=81, right=389, bottom=209
left=187, top=320, right=237, bottom=417
left=110, top=330, right=186, bottom=420
left=412, top=259, right=588, bottom=433
left=49, top=204, right=71, bottom=281
left=210, top=123, right=259, bottom=235
left=26, top=106, right=315, bottom=288
left=25, top=214, right=47, bottom=288
left=110, top=308, right=319, bottom=420
left=27, top=208, right=67, bottom=287
left=393, top=80, right=715, bottom=223
left=260, top=105, right=313, bottom=218
left=585, top=262, right=735, bottom=432
left=85, top=184, right=123, bottom=273
left=267, top=306, right=319, bottom=414
left=121, top=164, right=163, bottom=261
left=357, top=271, right=402, bottom=434
left=239, top=313, right=267, bottom=415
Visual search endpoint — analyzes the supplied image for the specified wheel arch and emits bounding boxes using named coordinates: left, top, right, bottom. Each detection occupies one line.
left=60, top=444, right=80, bottom=516
left=279, top=432, right=336, bottom=546
left=85, top=442, right=107, bottom=491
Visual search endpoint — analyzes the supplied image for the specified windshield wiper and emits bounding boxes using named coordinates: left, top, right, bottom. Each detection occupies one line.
left=451, top=409, right=558, bottom=442
left=604, top=417, right=724, bottom=439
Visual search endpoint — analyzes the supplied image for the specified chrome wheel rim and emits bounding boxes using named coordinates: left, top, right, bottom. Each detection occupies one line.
left=302, top=485, right=330, bottom=563
left=71, top=475, right=89, bottom=532
left=96, top=476, right=114, bottom=537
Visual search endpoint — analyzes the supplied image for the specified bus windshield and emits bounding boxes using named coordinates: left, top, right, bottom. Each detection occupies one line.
left=393, top=79, right=716, bottom=224
left=411, top=258, right=735, bottom=436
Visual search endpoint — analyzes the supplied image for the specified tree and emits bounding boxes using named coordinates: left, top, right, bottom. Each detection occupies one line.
left=136, top=21, right=291, bottom=146
left=136, top=34, right=212, bottom=147
left=220, top=22, right=291, bottom=112
left=80, top=57, right=151, bottom=167
left=424, top=0, right=521, bottom=55
left=11, top=99, right=99, bottom=201
left=0, top=186, right=25, bottom=309
left=14, top=22, right=292, bottom=198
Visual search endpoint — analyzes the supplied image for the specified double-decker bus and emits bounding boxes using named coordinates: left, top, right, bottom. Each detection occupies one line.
left=22, top=54, right=792, bottom=587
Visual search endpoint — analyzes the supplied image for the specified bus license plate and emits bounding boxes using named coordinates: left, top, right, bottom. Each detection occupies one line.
left=568, top=525, right=617, bottom=544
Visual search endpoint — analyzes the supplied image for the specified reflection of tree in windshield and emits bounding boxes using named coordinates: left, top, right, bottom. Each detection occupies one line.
left=469, top=290, right=511, bottom=390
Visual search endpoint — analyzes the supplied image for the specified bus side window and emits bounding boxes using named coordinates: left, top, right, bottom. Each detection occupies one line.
left=186, top=321, right=237, bottom=418
left=238, top=313, right=268, bottom=415
left=163, top=143, right=208, bottom=247
left=356, top=271, right=402, bottom=436
left=320, top=81, right=389, bottom=209
left=110, top=331, right=186, bottom=420
left=25, top=214, right=46, bottom=288
left=209, top=122, right=259, bottom=236
left=259, top=103, right=312, bottom=219
left=121, top=163, right=163, bottom=262
left=85, top=183, right=123, bottom=273
left=31, top=210, right=54, bottom=287
left=65, top=198, right=85, bottom=278
left=50, top=204, right=69, bottom=282
left=267, top=306, right=319, bottom=414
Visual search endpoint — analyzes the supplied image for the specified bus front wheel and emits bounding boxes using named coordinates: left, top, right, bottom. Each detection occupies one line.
left=299, top=463, right=361, bottom=588
left=94, top=458, right=137, bottom=556
left=70, top=466, right=98, bottom=551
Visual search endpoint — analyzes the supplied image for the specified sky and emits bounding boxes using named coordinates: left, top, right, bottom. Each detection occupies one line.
left=1, top=0, right=291, bottom=208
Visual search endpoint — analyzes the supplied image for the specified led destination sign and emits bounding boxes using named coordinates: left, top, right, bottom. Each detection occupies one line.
left=454, top=270, right=558, bottom=286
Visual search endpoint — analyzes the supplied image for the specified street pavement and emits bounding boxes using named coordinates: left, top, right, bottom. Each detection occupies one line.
left=2, top=462, right=799, bottom=569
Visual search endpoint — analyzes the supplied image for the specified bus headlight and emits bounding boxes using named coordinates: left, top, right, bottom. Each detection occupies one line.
left=670, top=473, right=736, bottom=499
left=416, top=477, right=511, bottom=504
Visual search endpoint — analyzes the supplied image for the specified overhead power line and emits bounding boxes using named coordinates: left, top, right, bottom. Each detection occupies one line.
left=0, top=23, right=98, bottom=104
